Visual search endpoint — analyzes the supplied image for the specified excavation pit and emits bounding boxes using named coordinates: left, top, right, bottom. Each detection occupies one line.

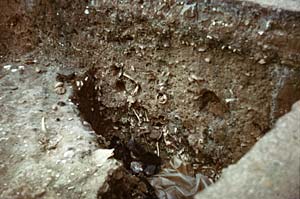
left=1, top=0, right=300, bottom=198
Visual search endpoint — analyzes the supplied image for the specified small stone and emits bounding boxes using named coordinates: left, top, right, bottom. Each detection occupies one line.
left=3, top=65, right=12, bottom=70
left=11, top=68, right=18, bottom=73
left=206, top=35, right=213, bottom=39
left=55, top=87, right=66, bottom=95
left=55, top=82, right=64, bottom=88
left=52, top=104, right=58, bottom=111
left=190, top=74, right=204, bottom=82
left=127, top=95, right=136, bottom=106
left=204, top=57, right=211, bottom=63
left=10, top=86, right=18, bottom=90
left=258, top=59, right=267, bottom=65
left=35, top=68, right=41, bottom=73
left=149, top=130, right=161, bottom=140
left=18, top=65, right=25, bottom=70
left=163, top=42, right=170, bottom=48
left=63, top=150, right=75, bottom=159
left=244, top=19, right=250, bottom=26
left=197, top=48, right=206, bottom=52
left=82, top=121, right=90, bottom=126
left=57, top=101, right=66, bottom=106
left=257, top=30, right=264, bottom=35
left=130, top=161, right=143, bottom=174
left=241, top=143, right=247, bottom=147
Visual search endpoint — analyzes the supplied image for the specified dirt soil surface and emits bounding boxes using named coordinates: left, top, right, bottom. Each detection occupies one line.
left=1, top=0, right=300, bottom=199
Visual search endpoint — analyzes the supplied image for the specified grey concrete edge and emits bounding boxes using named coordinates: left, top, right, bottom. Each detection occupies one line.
left=195, top=101, right=300, bottom=199
left=240, top=0, right=300, bottom=12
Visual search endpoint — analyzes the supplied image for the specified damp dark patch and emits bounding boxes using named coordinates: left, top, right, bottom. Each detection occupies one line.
left=70, top=69, right=162, bottom=199
left=110, top=136, right=161, bottom=176
left=71, top=69, right=127, bottom=142
left=97, top=167, right=158, bottom=199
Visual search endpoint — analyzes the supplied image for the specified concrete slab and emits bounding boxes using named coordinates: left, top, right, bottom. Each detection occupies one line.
left=241, top=0, right=300, bottom=12
left=195, top=101, right=300, bottom=199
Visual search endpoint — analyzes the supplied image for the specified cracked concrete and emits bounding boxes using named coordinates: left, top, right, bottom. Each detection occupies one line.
left=0, top=61, right=118, bottom=199
left=241, top=0, right=300, bottom=12
left=196, top=101, right=300, bottom=199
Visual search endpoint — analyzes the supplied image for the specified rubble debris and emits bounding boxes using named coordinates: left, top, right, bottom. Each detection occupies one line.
left=110, top=136, right=162, bottom=177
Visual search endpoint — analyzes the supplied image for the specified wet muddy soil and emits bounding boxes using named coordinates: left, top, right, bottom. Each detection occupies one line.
left=1, top=0, right=300, bottom=198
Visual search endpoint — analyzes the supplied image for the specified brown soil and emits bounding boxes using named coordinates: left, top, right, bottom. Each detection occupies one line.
left=1, top=0, right=300, bottom=198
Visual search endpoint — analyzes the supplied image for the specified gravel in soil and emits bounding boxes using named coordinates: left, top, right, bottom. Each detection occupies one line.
left=1, top=0, right=300, bottom=198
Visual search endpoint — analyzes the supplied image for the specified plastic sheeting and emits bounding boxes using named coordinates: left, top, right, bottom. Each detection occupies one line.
left=149, top=157, right=212, bottom=199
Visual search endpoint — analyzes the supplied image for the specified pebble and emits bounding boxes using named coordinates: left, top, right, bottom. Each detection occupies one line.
left=10, top=86, right=18, bottom=90
left=197, top=48, right=206, bottom=52
left=57, top=101, right=66, bottom=106
left=82, top=121, right=90, bottom=126
left=52, top=104, right=58, bottom=111
left=55, top=82, right=64, bottom=88
left=3, top=65, right=12, bottom=70
left=204, top=57, right=211, bottom=63
left=35, top=68, right=41, bottom=73
left=206, top=35, right=213, bottom=39
left=63, top=150, right=75, bottom=159
left=189, top=74, right=204, bottom=82
left=130, top=161, right=143, bottom=174
left=258, top=59, right=267, bottom=65
left=18, top=65, right=25, bottom=70
left=225, top=98, right=237, bottom=103
left=55, top=87, right=66, bottom=95
left=257, top=30, right=264, bottom=35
